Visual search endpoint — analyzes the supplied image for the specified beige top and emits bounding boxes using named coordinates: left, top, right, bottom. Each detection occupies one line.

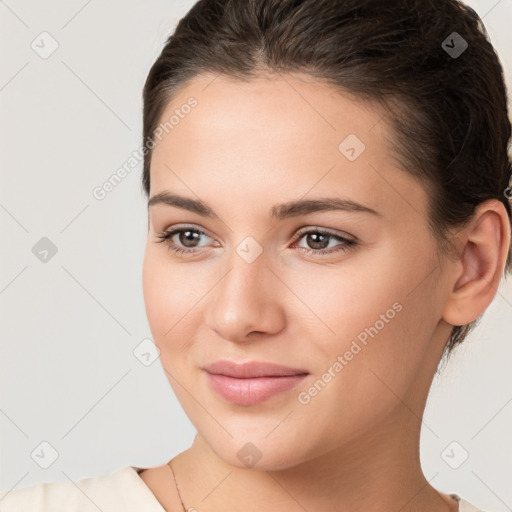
left=0, top=465, right=487, bottom=511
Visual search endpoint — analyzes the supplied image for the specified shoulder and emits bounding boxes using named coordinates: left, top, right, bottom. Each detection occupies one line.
left=0, top=466, right=165, bottom=512
left=136, top=462, right=184, bottom=511
left=451, top=493, right=489, bottom=512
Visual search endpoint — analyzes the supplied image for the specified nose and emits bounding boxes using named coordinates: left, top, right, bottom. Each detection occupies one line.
left=204, top=249, right=286, bottom=343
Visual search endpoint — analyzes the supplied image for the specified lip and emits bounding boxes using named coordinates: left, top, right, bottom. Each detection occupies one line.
left=203, top=360, right=309, bottom=378
left=203, top=360, right=309, bottom=406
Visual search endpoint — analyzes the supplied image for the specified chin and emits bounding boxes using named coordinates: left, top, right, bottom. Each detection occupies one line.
left=199, top=431, right=315, bottom=472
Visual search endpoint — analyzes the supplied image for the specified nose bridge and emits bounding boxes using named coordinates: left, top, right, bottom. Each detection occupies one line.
left=206, top=242, right=284, bottom=341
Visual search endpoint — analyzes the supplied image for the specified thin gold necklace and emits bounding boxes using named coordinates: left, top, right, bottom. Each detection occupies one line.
left=168, top=460, right=186, bottom=512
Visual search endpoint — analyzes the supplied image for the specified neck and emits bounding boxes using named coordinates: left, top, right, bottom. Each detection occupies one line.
left=171, top=407, right=456, bottom=512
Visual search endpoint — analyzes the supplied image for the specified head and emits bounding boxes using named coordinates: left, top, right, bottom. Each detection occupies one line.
left=141, top=0, right=512, bottom=470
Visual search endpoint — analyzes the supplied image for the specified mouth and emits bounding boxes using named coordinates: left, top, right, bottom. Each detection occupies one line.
left=203, top=360, right=309, bottom=406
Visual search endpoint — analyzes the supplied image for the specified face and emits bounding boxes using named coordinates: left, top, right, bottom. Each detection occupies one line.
left=142, top=72, right=451, bottom=471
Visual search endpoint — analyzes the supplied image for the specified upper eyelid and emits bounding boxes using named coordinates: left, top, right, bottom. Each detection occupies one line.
left=164, top=224, right=214, bottom=240
left=294, top=226, right=355, bottom=241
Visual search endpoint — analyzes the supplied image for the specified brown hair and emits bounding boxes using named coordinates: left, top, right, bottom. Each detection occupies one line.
left=141, top=0, right=512, bottom=357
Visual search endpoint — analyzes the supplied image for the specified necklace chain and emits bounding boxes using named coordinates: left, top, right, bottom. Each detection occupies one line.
left=168, top=460, right=186, bottom=512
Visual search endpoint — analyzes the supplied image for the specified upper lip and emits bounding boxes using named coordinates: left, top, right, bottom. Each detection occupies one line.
left=203, top=360, right=309, bottom=378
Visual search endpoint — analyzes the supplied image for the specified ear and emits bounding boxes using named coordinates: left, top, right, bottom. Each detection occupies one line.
left=442, top=199, right=511, bottom=327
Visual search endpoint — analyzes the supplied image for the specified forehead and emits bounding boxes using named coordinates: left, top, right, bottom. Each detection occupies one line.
left=148, top=72, right=424, bottom=222
left=155, top=72, right=387, bottom=153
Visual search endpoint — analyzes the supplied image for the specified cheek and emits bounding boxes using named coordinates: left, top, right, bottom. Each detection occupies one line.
left=280, top=255, right=409, bottom=350
left=142, top=248, right=184, bottom=349
left=289, top=289, right=432, bottom=453
left=142, top=246, right=210, bottom=364
left=142, top=249, right=166, bottom=338
left=310, top=237, right=439, bottom=358
left=288, top=252, right=435, bottom=400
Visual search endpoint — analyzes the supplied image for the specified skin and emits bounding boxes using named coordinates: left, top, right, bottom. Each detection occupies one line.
left=140, top=72, right=511, bottom=512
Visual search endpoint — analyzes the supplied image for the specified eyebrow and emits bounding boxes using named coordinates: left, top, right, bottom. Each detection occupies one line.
left=148, top=191, right=381, bottom=220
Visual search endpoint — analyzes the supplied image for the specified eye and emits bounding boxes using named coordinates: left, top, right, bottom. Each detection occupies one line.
left=154, top=226, right=214, bottom=255
left=291, top=227, right=357, bottom=256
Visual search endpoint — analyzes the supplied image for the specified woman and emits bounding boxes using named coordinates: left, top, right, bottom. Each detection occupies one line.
left=1, top=0, right=510, bottom=510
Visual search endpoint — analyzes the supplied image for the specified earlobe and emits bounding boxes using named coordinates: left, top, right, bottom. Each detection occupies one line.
left=442, top=200, right=511, bottom=327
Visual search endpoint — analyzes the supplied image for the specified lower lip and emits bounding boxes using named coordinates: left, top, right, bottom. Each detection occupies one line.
left=205, top=372, right=308, bottom=406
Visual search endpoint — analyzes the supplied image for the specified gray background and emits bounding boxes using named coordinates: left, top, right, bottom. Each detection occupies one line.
left=0, top=1, right=511, bottom=510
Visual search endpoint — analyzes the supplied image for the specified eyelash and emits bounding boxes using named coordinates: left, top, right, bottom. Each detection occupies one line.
left=154, top=225, right=357, bottom=257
